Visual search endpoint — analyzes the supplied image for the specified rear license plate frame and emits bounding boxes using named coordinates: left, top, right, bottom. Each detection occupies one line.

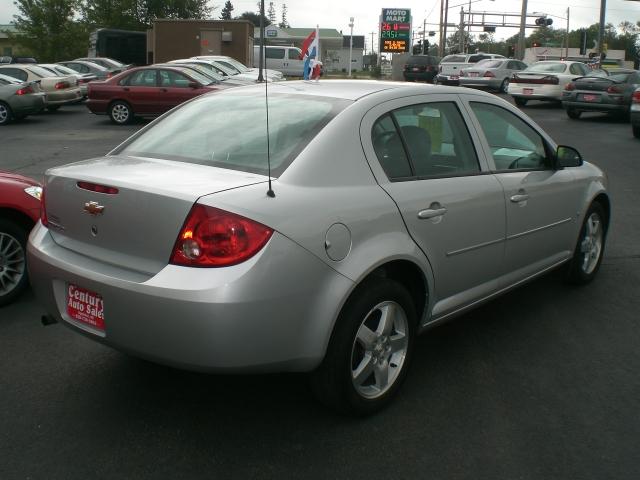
left=66, top=284, right=105, bottom=332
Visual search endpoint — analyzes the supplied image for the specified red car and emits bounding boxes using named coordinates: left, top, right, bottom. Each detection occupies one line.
left=86, top=65, right=229, bottom=125
left=0, top=171, right=41, bottom=306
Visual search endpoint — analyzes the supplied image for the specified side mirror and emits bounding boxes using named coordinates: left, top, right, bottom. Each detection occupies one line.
left=556, top=145, right=583, bottom=168
left=188, top=81, right=200, bottom=89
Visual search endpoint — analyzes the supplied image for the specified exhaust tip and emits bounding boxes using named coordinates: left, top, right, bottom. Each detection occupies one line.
left=41, top=315, right=58, bottom=326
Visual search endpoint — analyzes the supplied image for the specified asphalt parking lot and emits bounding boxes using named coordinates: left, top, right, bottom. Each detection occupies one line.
left=1, top=97, right=640, bottom=479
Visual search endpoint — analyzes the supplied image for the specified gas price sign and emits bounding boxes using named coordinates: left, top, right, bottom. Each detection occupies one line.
left=380, top=8, right=411, bottom=53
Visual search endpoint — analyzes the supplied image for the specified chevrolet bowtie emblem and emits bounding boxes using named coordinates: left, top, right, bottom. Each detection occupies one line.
left=84, top=201, right=105, bottom=215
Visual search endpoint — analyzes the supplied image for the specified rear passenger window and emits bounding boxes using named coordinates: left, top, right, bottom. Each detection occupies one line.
left=470, top=102, right=549, bottom=170
left=159, top=70, right=191, bottom=87
left=126, top=69, right=158, bottom=87
left=372, top=102, right=480, bottom=180
left=266, top=48, right=285, bottom=59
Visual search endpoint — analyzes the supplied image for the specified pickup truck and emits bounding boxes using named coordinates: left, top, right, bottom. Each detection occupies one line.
left=436, top=53, right=505, bottom=86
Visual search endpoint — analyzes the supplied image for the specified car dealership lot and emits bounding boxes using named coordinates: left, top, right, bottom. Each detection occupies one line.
left=1, top=99, right=640, bottom=478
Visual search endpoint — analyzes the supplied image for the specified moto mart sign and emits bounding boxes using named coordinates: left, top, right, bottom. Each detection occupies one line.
left=380, top=8, right=411, bottom=53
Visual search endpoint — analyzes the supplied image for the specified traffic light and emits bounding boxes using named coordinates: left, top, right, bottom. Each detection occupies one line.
left=535, top=17, right=553, bottom=27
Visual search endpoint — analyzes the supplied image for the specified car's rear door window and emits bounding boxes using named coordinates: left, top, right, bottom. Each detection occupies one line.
left=469, top=102, right=549, bottom=171
left=372, top=102, right=480, bottom=180
left=126, top=69, right=158, bottom=87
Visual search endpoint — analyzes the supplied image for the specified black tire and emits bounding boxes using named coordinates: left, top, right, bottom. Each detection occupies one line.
left=499, top=78, right=509, bottom=94
left=0, top=218, right=30, bottom=307
left=310, top=278, right=417, bottom=416
left=0, top=101, right=13, bottom=126
left=567, top=109, right=581, bottom=120
left=633, top=125, right=640, bottom=139
left=565, top=202, right=607, bottom=285
left=47, top=105, right=60, bottom=112
left=109, top=100, right=133, bottom=125
left=514, top=97, right=527, bottom=107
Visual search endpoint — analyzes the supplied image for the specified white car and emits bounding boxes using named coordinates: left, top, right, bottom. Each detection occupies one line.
left=508, top=61, right=591, bottom=106
left=191, top=56, right=282, bottom=83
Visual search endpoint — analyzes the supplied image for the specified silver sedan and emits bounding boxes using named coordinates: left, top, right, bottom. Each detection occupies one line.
left=28, top=81, right=609, bottom=415
left=460, top=58, right=528, bottom=93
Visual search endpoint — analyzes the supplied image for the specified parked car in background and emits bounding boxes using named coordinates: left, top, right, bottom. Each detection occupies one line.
left=167, top=59, right=254, bottom=86
left=86, top=65, right=228, bottom=124
left=402, top=55, right=440, bottom=83
left=30, top=81, right=609, bottom=415
left=251, top=45, right=305, bottom=77
left=0, top=64, right=82, bottom=111
left=459, top=58, right=528, bottom=93
left=0, top=73, right=46, bottom=125
left=631, top=88, right=640, bottom=138
left=193, top=54, right=283, bottom=81
left=74, top=57, right=130, bottom=72
left=0, top=171, right=41, bottom=306
left=58, top=60, right=113, bottom=80
left=436, top=53, right=505, bottom=86
left=509, top=60, right=591, bottom=106
left=194, top=55, right=280, bottom=82
left=0, top=56, right=37, bottom=64
left=561, top=69, right=640, bottom=119
left=38, top=63, right=97, bottom=97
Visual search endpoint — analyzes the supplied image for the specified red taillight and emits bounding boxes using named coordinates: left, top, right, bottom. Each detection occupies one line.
left=483, top=71, right=495, bottom=77
left=40, top=187, right=48, bottom=227
left=15, top=86, right=34, bottom=95
left=606, top=85, right=622, bottom=94
left=170, top=205, right=273, bottom=267
left=76, top=181, right=119, bottom=194
left=565, top=83, right=575, bottom=91
left=632, top=90, right=640, bottom=104
left=55, top=81, right=70, bottom=90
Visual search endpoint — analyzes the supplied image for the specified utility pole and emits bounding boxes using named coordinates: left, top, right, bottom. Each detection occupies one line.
left=439, top=0, right=444, bottom=56
left=370, top=31, right=376, bottom=55
left=597, top=0, right=606, bottom=58
left=458, top=7, right=464, bottom=53
left=422, top=18, right=426, bottom=54
left=443, top=0, right=450, bottom=55
left=258, top=0, right=264, bottom=82
left=565, top=7, right=570, bottom=59
left=517, top=0, right=527, bottom=59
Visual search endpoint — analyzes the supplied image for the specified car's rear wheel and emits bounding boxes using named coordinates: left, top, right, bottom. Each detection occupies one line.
left=0, top=102, right=13, bottom=126
left=499, top=78, right=509, bottom=93
left=566, top=202, right=607, bottom=284
left=109, top=101, right=133, bottom=125
left=633, top=125, right=640, bottom=139
left=310, top=278, right=416, bottom=415
left=0, top=218, right=30, bottom=306
left=514, top=97, right=527, bottom=107
left=567, top=109, right=581, bottom=119
left=47, top=105, right=60, bottom=112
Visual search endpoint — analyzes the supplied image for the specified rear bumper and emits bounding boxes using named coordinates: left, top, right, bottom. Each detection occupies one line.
left=45, top=87, right=83, bottom=106
left=435, top=74, right=460, bottom=86
left=86, top=99, right=108, bottom=114
left=508, top=83, right=563, bottom=101
left=459, top=77, right=502, bottom=90
left=10, top=93, right=46, bottom=115
left=28, top=224, right=352, bottom=373
left=562, top=100, right=628, bottom=114
left=631, top=109, right=640, bottom=127
left=403, top=71, right=436, bottom=82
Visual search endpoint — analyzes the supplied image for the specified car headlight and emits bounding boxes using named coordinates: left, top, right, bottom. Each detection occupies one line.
left=24, top=185, right=43, bottom=201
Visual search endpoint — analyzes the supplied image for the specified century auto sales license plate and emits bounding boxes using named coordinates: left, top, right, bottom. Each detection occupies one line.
left=469, top=72, right=479, bottom=77
left=523, top=88, right=533, bottom=95
left=582, top=94, right=598, bottom=102
left=67, top=284, right=105, bottom=331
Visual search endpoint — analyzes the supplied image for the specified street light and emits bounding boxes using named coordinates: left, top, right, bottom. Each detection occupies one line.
left=348, top=17, right=354, bottom=77
left=533, top=9, right=570, bottom=59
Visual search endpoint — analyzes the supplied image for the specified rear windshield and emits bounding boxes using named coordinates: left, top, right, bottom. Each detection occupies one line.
left=526, top=63, right=567, bottom=73
left=441, top=55, right=466, bottom=63
left=475, top=59, right=502, bottom=69
left=26, top=65, right=59, bottom=77
left=117, top=93, right=350, bottom=177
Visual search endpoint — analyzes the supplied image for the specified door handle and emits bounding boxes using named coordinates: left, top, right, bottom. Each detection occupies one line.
left=510, top=194, right=529, bottom=203
left=122, top=87, right=129, bottom=91
left=418, top=206, right=447, bottom=219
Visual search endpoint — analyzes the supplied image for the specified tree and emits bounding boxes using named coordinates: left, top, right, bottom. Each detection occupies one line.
left=220, top=0, right=234, bottom=20
left=278, top=3, right=289, bottom=28
left=11, top=0, right=88, bottom=62
left=267, top=2, right=276, bottom=24
left=81, top=0, right=144, bottom=30
left=236, top=11, right=270, bottom=27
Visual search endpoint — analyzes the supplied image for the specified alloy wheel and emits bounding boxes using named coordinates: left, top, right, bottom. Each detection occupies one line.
left=580, top=212, right=603, bottom=275
left=112, top=103, right=130, bottom=123
left=0, top=104, right=9, bottom=125
left=350, top=300, right=409, bottom=399
left=0, top=231, right=26, bottom=298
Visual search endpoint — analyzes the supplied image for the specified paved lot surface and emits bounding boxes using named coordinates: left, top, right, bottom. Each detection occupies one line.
left=1, top=97, right=640, bottom=479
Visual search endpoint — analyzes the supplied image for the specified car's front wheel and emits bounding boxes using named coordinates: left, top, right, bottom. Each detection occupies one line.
left=109, top=101, right=133, bottom=125
left=0, top=218, right=30, bottom=306
left=567, top=109, right=581, bottom=119
left=310, top=278, right=417, bottom=415
left=566, top=202, right=607, bottom=284
left=0, top=101, right=13, bottom=126
left=499, top=78, right=509, bottom=93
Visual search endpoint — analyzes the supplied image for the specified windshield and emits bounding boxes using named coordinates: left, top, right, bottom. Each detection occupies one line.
left=171, top=67, right=216, bottom=85
left=219, top=57, right=250, bottom=72
left=526, top=63, right=567, bottom=73
left=117, top=93, right=349, bottom=177
left=52, top=64, right=78, bottom=75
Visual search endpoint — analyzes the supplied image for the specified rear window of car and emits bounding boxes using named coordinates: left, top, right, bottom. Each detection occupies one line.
left=441, top=55, right=466, bottom=63
left=116, top=93, right=350, bottom=177
left=526, top=63, right=567, bottom=73
left=475, top=59, right=502, bottom=68
left=26, top=65, right=58, bottom=77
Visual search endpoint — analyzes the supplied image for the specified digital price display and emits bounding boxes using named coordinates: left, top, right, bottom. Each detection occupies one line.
left=380, top=8, right=411, bottom=53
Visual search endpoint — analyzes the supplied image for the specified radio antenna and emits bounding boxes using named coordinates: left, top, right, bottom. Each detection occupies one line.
left=265, top=75, right=275, bottom=198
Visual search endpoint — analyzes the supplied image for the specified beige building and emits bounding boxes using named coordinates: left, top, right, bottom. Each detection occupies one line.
left=0, top=25, right=31, bottom=58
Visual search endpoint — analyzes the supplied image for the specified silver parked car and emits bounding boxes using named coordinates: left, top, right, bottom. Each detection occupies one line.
left=459, top=58, right=528, bottom=93
left=28, top=81, right=609, bottom=415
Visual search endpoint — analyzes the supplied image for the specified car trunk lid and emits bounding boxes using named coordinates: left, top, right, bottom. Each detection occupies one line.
left=573, top=77, right=619, bottom=92
left=43, top=155, right=268, bottom=275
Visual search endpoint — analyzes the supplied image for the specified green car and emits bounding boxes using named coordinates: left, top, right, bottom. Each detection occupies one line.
left=0, top=73, right=46, bottom=125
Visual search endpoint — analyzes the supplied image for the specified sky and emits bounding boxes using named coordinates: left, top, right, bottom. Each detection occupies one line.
left=2, top=0, right=640, bottom=48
